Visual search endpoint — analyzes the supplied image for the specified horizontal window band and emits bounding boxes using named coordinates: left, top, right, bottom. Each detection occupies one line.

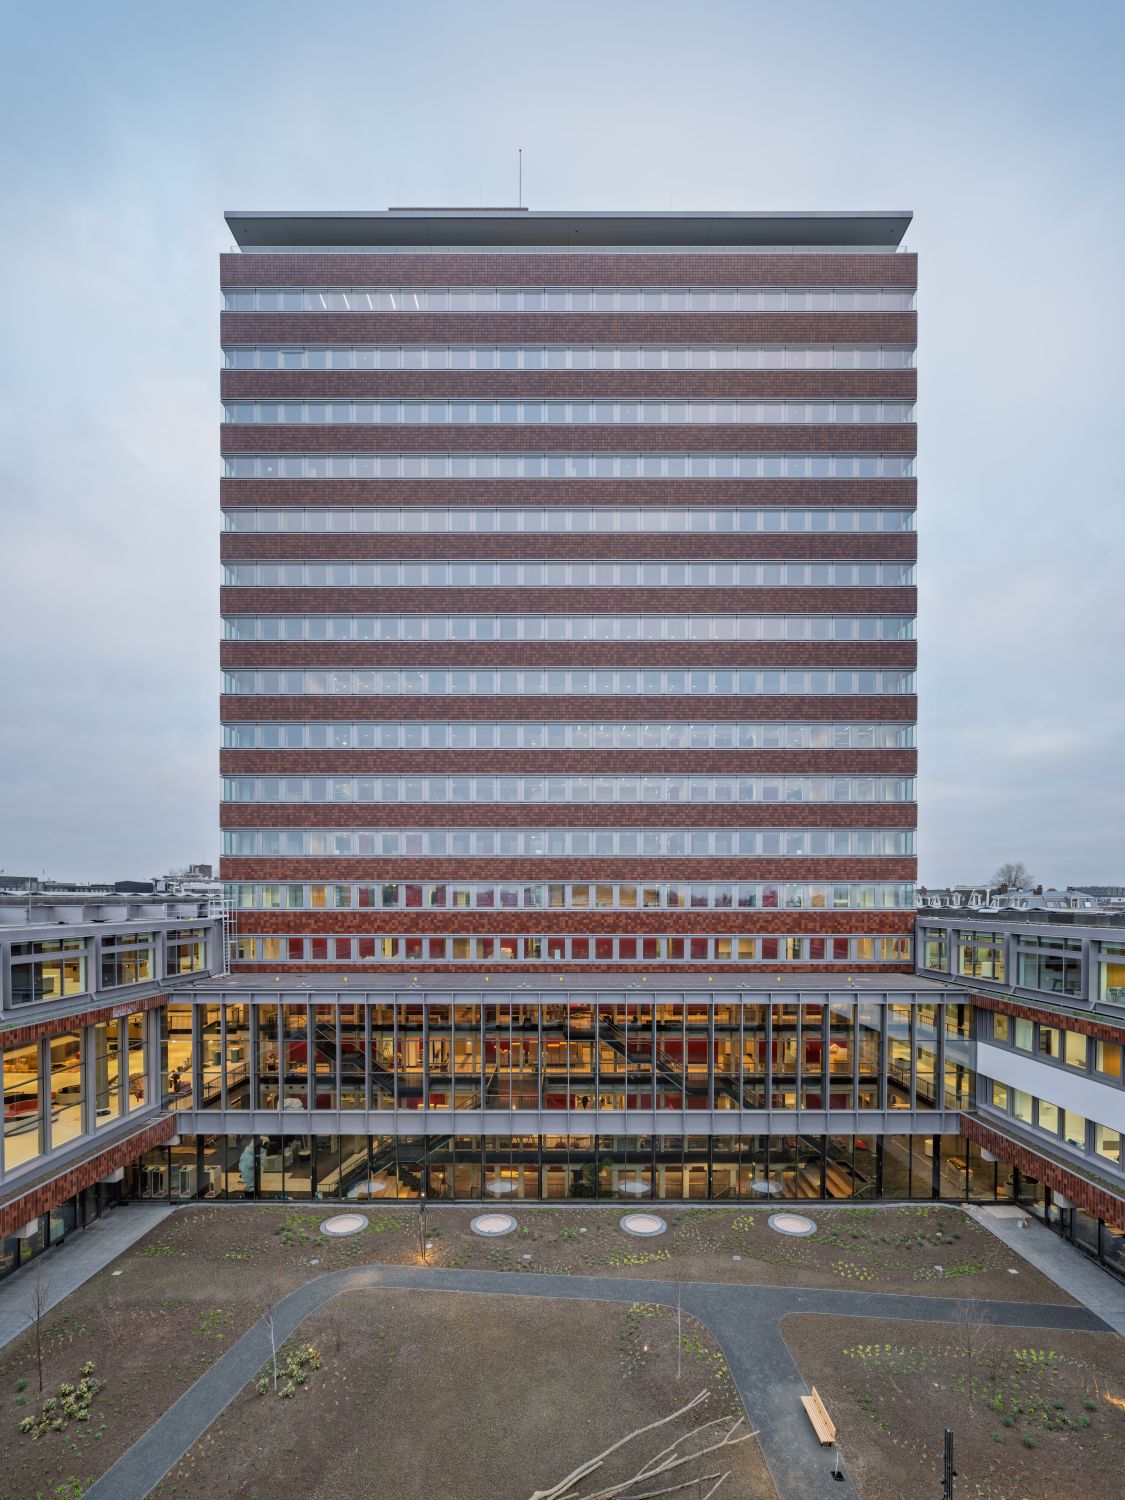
left=228, top=878, right=916, bottom=915
left=220, top=774, right=914, bottom=807
left=223, top=399, right=914, bottom=427
left=233, top=931, right=913, bottom=966
left=224, top=345, right=917, bottom=374
left=224, top=288, right=916, bottom=314
left=222, top=827, right=914, bottom=857
left=221, top=668, right=916, bottom=697
left=222, top=507, right=916, bottom=534
left=223, top=453, right=916, bottom=481
left=220, top=721, right=914, bottom=750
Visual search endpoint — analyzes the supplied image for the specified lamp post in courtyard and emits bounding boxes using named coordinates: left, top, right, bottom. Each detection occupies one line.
left=418, top=1184, right=428, bottom=1263
left=940, top=1428, right=956, bottom=1499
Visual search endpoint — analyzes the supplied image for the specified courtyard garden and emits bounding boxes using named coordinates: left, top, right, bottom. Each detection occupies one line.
left=149, top=1290, right=775, bottom=1500
left=780, top=1313, right=1125, bottom=1500
left=0, top=1202, right=1110, bottom=1499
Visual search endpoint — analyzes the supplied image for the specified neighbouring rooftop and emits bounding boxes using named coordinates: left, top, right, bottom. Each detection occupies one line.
left=0, top=895, right=216, bottom=930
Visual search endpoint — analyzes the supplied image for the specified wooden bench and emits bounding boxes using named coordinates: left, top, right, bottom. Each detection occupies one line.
left=801, top=1386, right=836, bottom=1445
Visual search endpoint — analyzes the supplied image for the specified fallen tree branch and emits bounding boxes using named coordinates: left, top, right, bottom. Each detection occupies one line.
left=574, top=1424, right=755, bottom=1500
left=528, top=1392, right=710, bottom=1500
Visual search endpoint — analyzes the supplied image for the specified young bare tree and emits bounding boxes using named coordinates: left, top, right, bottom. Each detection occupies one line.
left=954, top=1296, right=989, bottom=1409
left=674, top=1268, right=684, bottom=1382
left=26, top=1260, right=51, bottom=1395
left=991, top=861, right=1033, bottom=892
left=261, top=1277, right=282, bottom=1391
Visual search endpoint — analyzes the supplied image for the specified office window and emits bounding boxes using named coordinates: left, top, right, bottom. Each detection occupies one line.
left=9, top=939, right=87, bottom=1006
left=1100, top=945, right=1125, bottom=1004
left=957, top=931, right=1005, bottom=982
left=94, top=1022, right=122, bottom=1125
left=1094, top=1123, right=1121, bottom=1165
left=3, top=1042, right=42, bottom=1170
left=1095, top=1039, right=1122, bottom=1080
left=921, top=933, right=947, bottom=970
left=1064, top=1031, right=1087, bottom=1069
left=48, top=1033, right=83, bottom=1148
left=1016, top=936, right=1082, bottom=996
left=100, top=933, right=156, bottom=989
left=167, top=928, right=207, bottom=975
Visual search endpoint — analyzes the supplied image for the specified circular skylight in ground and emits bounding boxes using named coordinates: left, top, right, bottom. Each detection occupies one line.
left=319, top=1213, right=368, bottom=1237
left=768, top=1212, right=817, bottom=1237
left=471, top=1212, right=518, bottom=1237
left=620, top=1212, right=667, bottom=1237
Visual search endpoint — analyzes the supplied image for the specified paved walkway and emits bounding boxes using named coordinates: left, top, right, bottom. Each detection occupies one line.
left=83, top=1264, right=1109, bottom=1500
left=0, top=1205, right=174, bottom=1350
left=965, top=1205, right=1125, bottom=1336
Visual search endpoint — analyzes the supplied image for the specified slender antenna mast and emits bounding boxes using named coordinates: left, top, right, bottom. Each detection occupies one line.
left=518, top=147, right=522, bottom=208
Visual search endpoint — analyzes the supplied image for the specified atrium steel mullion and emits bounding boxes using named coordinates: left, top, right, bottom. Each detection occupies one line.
left=707, top=1004, right=715, bottom=1111
left=363, top=1003, right=371, bottom=1111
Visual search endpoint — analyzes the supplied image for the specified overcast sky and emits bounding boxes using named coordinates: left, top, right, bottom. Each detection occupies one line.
left=1, top=1, right=1122, bottom=887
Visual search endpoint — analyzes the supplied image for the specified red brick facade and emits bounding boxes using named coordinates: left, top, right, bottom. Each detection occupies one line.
left=220, top=422, right=916, bottom=456
left=219, top=750, right=918, bottom=775
left=222, top=369, right=917, bottom=402
left=220, top=477, right=916, bottom=509
left=960, top=1116, right=1125, bottom=1230
left=0, top=1115, right=176, bottom=1239
left=220, top=693, right=916, bottom=723
left=969, top=992, right=1125, bottom=1047
left=221, top=533, right=917, bottom=561
left=223, top=859, right=917, bottom=882
left=221, top=312, right=917, bottom=346
left=0, top=991, right=170, bottom=1049
left=219, top=251, right=917, bottom=288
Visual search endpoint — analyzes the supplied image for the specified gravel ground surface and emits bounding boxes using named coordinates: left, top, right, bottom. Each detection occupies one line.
left=780, top=1312, right=1125, bottom=1500
left=0, top=1203, right=1075, bottom=1498
left=120, top=1201, right=1075, bottom=1301
left=148, top=1289, right=778, bottom=1500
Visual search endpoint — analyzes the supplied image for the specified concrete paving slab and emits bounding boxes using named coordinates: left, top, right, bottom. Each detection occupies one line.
left=0, top=1204, right=174, bottom=1351
left=966, top=1203, right=1125, bottom=1336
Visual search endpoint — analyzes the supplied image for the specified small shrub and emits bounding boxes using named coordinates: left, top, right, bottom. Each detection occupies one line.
left=1083, top=1397, right=1096, bottom=1411
left=991, top=1431, right=1004, bottom=1444
left=1022, top=1435, right=1036, bottom=1449
left=17, top=1363, right=105, bottom=1440
left=256, top=1344, right=322, bottom=1399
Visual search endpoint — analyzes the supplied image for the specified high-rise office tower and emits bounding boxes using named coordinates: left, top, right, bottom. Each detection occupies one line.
left=221, top=209, right=917, bottom=980
left=208, top=209, right=936, bottom=1202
